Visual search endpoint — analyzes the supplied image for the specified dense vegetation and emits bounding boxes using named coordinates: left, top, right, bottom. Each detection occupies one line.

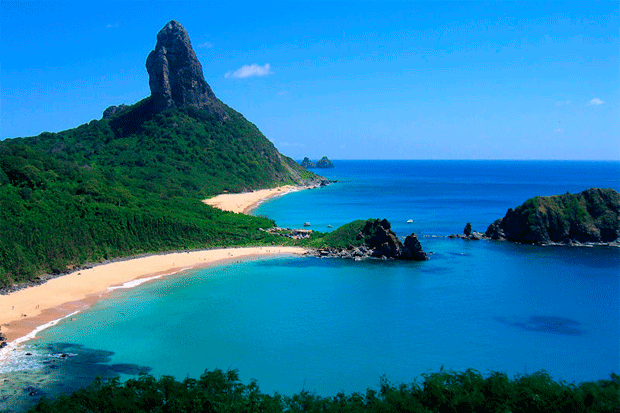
left=0, top=100, right=323, bottom=288
left=485, top=188, right=620, bottom=244
left=20, top=99, right=318, bottom=198
left=28, top=368, right=620, bottom=413
left=0, top=140, right=286, bottom=287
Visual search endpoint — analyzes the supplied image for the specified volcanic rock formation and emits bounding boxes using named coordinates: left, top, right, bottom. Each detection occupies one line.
left=146, top=20, right=228, bottom=119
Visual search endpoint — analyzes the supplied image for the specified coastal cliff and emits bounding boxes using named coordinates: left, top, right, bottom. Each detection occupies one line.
left=485, top=188, right=620, bottom=245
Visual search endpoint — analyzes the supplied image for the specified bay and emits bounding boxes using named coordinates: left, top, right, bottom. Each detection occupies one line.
left=2, top=160, right=619, bottom=410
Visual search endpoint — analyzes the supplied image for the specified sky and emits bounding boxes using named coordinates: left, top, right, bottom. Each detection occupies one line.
left=1, top=0, right=618, bottom=160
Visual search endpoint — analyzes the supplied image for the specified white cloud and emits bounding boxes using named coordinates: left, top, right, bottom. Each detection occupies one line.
left=555, top=100, right=571, bottom=106
left=197, top=42, right=213, bottom=49
left=225, top=63, right=273, bottom=79
left=590, top=98, right=604, bottom=105
left=106, top=23, right=118, bottom=29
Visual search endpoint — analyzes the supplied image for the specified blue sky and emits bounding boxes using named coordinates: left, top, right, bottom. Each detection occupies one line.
left=2, top=0, right=618, bottom=160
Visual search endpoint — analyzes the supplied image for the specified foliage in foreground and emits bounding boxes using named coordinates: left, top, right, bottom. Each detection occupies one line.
left=29, top=368, right=619, bottom=413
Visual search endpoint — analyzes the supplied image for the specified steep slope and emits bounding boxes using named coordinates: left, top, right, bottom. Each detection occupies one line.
left=485, top=188, right=620, bottom=245
left=20, top=20, right=324, bottom=197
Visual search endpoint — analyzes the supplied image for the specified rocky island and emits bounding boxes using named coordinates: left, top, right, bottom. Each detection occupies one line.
left=485, top=188, right=620, bottom=245
left=300, top=157, right=316, bottom=168
left=300, top=156, right=334, bottom=168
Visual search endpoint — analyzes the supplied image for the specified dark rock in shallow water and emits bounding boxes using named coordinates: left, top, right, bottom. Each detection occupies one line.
left=146, top=20, right=228, bottom=120
left=402, top=234, right=429, bottom=261
left=464, top=222, right=472, bottom=237
left=485, top=188, right=620, bottom=245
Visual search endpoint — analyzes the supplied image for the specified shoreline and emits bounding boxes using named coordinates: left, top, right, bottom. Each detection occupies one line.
left=203, top=184, right=316, bottom=215
left=1, top=184, right=317, bottom=365
left=0, top=246, right=308, bottom=364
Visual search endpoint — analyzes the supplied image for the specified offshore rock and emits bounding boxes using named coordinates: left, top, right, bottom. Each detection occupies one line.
left=146, top=20, right=228, bottom=120
left=402, top=233, right=429, bottom=261
left=300, top=157, right=316, bottom=168
left=316, top=156, right=334, bottom=168
left=485, top=188, right=620, bottom=245
left=464, top=222, right=472, bottom=237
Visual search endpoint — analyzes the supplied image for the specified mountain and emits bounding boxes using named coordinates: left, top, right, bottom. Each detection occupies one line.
left=20, top=20, right=325, bottom=198
left=0, top=21, right=325, bottom=287
left=485, top=188, right=620, bottom=245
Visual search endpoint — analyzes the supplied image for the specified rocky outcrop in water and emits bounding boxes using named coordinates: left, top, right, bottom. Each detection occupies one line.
left=300, top=157, right=316, bottom=168
left=300, top=156, right=334, bottom=168
left=313, top=218, right=428, bottom=261
left=316, top=156, right=334, bottom=168
left=448, top=222, right=483, bottom=240
left=146, top=20, right=228, bottom=120
left=485, top=188, right=620, bottom=245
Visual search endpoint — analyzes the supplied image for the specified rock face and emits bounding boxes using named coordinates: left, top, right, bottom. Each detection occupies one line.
left=485, top=188, right=620, bottom=245
left=316, top=156, right=334, bottom=168
left=146, top=20, right=228, bottom=119
left=402, top=233, right=429, bottom=260
left=300, top=157, right=316, bottom=168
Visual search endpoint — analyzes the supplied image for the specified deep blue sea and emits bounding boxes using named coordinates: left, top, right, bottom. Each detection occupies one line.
left=2, top=160, right=619, bottom=411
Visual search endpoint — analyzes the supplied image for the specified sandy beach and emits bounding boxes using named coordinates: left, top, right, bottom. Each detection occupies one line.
left=203, top=185, right=307, bottom=214
left=0, top=246, right=307, bottom=352
left=1, top=185, right=312, bottom=362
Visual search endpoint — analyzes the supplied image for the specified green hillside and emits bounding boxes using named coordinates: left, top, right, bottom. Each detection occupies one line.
left=20, top=99, right=321, bottom=198
left=0, top=140, right=287, bottom=287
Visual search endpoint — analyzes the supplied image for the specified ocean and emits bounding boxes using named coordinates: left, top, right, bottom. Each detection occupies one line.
left=1, top=160, right=619, bottom=411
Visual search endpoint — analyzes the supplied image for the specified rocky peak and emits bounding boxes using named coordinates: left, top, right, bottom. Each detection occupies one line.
left=146, top=20, right=228, bottom=120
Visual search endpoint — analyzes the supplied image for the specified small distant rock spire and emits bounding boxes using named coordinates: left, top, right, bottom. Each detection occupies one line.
left=146, top=20, right=228, bottom=119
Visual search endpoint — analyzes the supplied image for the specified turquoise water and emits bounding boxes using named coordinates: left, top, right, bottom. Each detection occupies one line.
left=2, top=160, right=619, bottom=409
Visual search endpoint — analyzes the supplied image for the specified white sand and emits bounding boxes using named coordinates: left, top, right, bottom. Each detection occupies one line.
left=203, top=185, right=307, bottom=214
